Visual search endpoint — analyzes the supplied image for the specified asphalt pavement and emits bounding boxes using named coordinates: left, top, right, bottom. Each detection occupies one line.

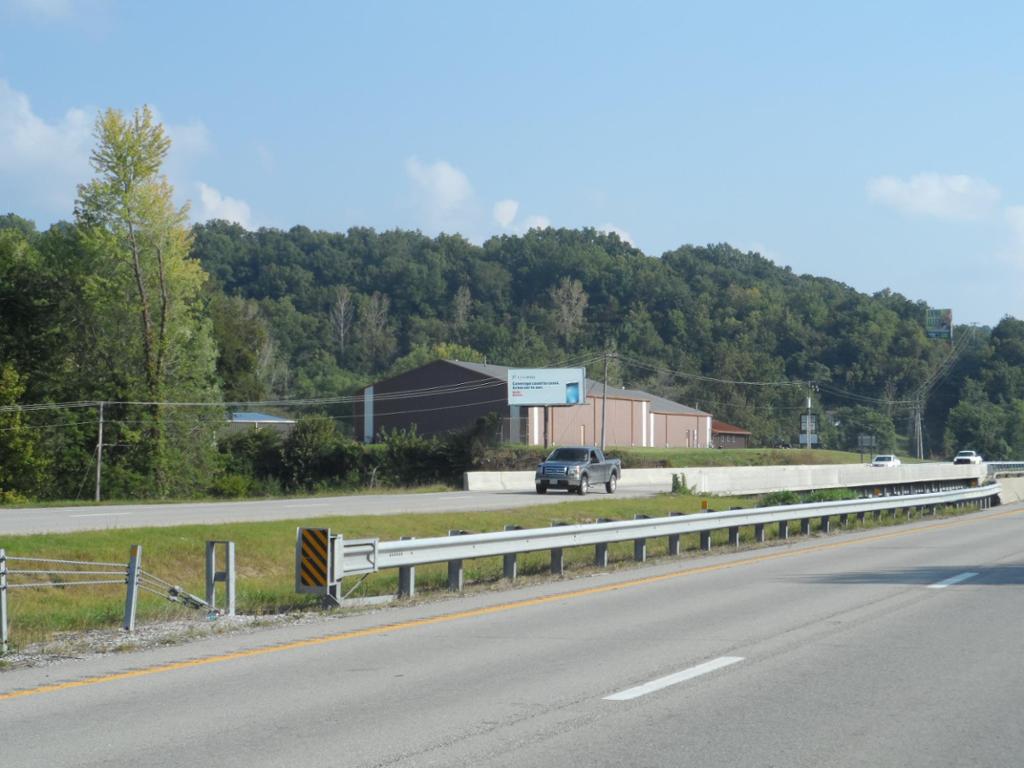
left=0, top=484, right=664, bottom=535
left=3, top=502, right=1022, bottom=767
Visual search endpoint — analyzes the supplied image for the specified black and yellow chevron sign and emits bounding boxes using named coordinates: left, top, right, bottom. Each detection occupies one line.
left=299, top=527, right=330, bottom=589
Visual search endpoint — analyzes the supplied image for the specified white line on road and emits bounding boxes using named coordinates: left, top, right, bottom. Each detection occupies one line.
left=283, top=503, right=332, bottom=508
left=927, top=572, right=979, bottom=589
left=604, top=656, right=745, bottom=701
left=69, top=512, right=132, bottom=518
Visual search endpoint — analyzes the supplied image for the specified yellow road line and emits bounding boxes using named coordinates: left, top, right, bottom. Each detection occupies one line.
left=2, top=506, right=1018, bottom=702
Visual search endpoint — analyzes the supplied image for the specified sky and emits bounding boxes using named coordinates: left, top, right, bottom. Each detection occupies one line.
left=1, top=0, right=1022, bottom=326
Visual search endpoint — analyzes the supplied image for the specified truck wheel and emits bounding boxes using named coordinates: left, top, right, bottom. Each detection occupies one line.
left=605, top=474, right=617, bottom=494
left=577, top=475, right=589, bottom=495
left=535, top=484, right=547, bottom=494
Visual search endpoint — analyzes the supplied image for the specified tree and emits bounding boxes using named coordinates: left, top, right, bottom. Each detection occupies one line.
left=74, top=106, right=220, bottom=496
left=0, top=364, right=48, bottom=501
left=549, top=276, right=588, bottom=345
left=329, top=284, right=354, bottom=362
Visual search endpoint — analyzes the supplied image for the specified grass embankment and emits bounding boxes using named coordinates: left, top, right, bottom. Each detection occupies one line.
left=1, top=491, right=970, bottom=650
left=484, top=446, right=878, bottom=470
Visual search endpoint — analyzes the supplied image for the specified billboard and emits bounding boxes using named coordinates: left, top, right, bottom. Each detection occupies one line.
left=508, top=368, right=587, bottom=406
left=925, top=308, right=953, bottom=340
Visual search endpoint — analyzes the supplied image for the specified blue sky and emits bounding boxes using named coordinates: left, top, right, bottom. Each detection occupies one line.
left=1, top=1, right=1022, bottom=325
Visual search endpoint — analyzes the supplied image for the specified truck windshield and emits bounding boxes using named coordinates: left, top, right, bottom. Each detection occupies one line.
left=547, top=448, right=589, bottom=461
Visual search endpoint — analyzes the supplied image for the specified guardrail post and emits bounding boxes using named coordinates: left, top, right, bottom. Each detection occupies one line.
left=800, top=518, right=812, bottom=536
left=123, top=544, right=142, bottom=632
left=634, top=515, right=649, bottom=562
left=1, top=549, right=8, bottom=654
left=754, top=523, right=765, bottom=543
left=668, top=512, right=682, bottom=555
left=447, top=530, right=464, bottom=592
left=595, top=518, right=611, bottom=567
left=551, top=522, right=566, bottom=575
left=205, top=541, right=236, bottom=616
left=820, top=516, right=830, bottom=534
left=503, top=526, right=519, bottom=581
left=778, top=521, right=789, bottom=540
left=398, top=536, right=416, bottom=597
left=839, top=513, right=849, bottom=527
left=728, top=526, right=740, bottom=547
left=700, top=530, right=712, bottom=551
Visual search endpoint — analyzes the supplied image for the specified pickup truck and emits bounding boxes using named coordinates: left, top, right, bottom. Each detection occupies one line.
left=535, top=446, right=621, bottom=495
left=953, top=450, right=983, bottom=465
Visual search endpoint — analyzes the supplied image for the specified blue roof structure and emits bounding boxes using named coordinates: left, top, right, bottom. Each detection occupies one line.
left=230, top=412, right=295, bottom=423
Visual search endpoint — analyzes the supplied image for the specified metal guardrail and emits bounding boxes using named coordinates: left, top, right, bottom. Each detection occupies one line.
left=986, top=462, right=1024, bottom=476
left=327, top=484, right=1000, bottom=594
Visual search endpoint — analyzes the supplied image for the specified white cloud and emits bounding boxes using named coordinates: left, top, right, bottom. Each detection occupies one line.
left=493, top=199, right=519, bottom=228
left=406, top=156, right=474, bottom=228
left=598, top=223, right=633, bottom=244
left=8, top=0, right=74, bottom=19
left=522, top=214, right=551, bottom=231
left=0, top=78, right=92, bottom=216
left=196, top=182, right=252, bottom=229
left=867, top=173, right=1000, bottom=220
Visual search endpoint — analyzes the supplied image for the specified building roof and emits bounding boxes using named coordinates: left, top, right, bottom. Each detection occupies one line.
left=711, top=419, right=751, bottom=435
left=231, top=412, right=295, bottom=423
left=443, top=359, right=710, bottom=416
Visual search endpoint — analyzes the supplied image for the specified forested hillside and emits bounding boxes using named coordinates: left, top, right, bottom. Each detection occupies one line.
left=2, top=109, right=1023, bottom=502
left=189, top=220, right=1022, bottom=456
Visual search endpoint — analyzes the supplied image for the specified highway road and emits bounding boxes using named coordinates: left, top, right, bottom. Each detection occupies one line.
left=3, top=502, right=1023, bottom=766
left=0, top=485, right=664, bottom=535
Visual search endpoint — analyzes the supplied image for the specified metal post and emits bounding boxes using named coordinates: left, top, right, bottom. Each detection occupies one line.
left=634, top=514, right=648, bottom=562
left=447, top=530, right=464, bottom=592
left=94, top=401, right=104, bottom=502
left=551, top=522, right=566, bottom=575
left=600, top=350, right=609, bottom=451
left=1, top=549, right=8, bottom=654
left=778, top=521, right=789, bottom=540
left=820, top=516, right=831, bottom=534
left=754, top=523, right=766, bottom=543
left=503, top=526, right=518, bottom=581
left=398, top=536, right=416, bottom=597
left=839, top=513, right=848, bottom=527
left=728, top=526, right=740, bottom=547
left=800, top=518, right=812, bottom=536
left=700, top=530, right=712, bottom=551
left=123, top=544, right=142, bottom=632
left=668, top=512, right=682, bottom=555
left=206, top=541, right=236, bottom=615
left=595, top=518, right=610, bottom=567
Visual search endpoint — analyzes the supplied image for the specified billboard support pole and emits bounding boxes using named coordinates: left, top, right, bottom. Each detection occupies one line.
left=543, top=406, right=549, bottom=448
left=601, top=351, right=608, bottom=451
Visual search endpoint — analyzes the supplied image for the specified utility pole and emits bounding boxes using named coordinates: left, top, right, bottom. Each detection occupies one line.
left=805, top=391, right=812, bottom=450
left=600, top=349, right=608, bottom=451
left=94, top=401, right=104, bottom=502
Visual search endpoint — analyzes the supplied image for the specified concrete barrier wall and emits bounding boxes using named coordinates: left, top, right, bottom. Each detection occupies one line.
left=996, top=477, right=1024, bottom=503
left=464, top=462, right=986, bottom=494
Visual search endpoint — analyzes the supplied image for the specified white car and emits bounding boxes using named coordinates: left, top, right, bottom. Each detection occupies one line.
left=870, top=454, right=901, bottom=467
left=953, top=450, right=983, bottom=465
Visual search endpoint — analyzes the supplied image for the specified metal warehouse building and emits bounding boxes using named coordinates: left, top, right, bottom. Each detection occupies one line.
left=354, top=359, right=712, bottom=448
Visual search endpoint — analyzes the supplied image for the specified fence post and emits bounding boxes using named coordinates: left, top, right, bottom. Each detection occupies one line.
left=123, top=544, right=142, bottom=632
left=1, top=549, right=8, bottom=654
left=398, top=536, right=416, bottom=597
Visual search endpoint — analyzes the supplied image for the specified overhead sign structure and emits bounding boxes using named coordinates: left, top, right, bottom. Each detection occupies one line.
left=925, top=308, right=953, bottom=340
left=508, top=368, right=587, bottom=406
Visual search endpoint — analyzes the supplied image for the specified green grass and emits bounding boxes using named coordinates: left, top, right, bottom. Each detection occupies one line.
left=0, top=494, right=975, bottom=650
